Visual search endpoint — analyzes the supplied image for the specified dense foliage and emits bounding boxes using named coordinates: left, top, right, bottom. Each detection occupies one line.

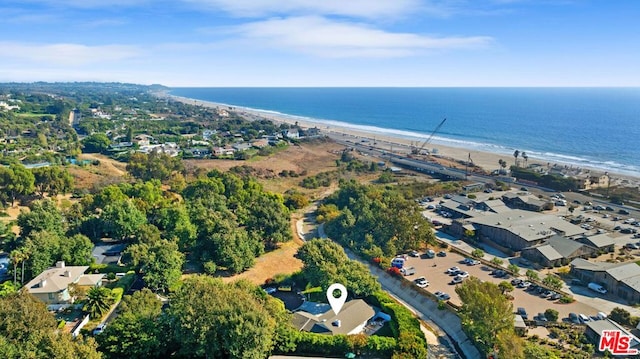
left=0, top=292, right=101, bottom=358
left=456, top=277, right=523, bottom=357
left=323, top=180, right=435, bottom=259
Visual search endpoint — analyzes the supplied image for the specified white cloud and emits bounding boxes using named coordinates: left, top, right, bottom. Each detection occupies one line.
left=182, top=0, right=424, bottom=19
left=228, top=16, right=492, bottom=58
left=16, top=0, right=151, bottom=8
left=0, top=42, right=141, bottom=66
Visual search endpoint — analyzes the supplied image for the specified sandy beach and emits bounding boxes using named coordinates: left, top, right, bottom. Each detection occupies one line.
left=169, top=95, right=640, bottom=187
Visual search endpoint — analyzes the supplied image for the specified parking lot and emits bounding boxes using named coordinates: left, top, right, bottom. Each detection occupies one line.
left=399, top=250, right=599, bottom=322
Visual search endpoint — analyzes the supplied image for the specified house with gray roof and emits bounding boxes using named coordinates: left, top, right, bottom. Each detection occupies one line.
left=292, top=299, right=376, bottom=336
left=571, top=259, right=640, bottom=304
left=521, top=235, right=596, bottom=267
left=25, top=261, right=104, bottom=305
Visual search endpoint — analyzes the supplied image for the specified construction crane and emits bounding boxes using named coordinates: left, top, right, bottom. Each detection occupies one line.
left=411, top=118, right=447, bottom=155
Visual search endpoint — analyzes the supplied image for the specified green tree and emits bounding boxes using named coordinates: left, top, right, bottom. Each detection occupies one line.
left=610, top=307, right=632, bottom=326
left=491, top=257, right=504, bottom=265
left=298, top=239, right=381, bottom=297
left=526, top=269, right=539, bottom=282
left=17, top=199, right=66, bottom=238
left=82, top=133, right=111, bottom=153
left=101, top=199, right=147, bottom=241
left=0, top=164, right=35, bottom=207
left=0, top=281, right=17, bottom=298
left=84, top=286, right=114, bottom=319
left=471, top=249, right=485, bottom=258
left=126, top=239, right=184, bottom=293
left=542, top=274, right=563, bottom=290
left=59, top=234, right=93, bottom=266
left=508, top=263, right=520, bottom=274
left=31, top=166, right=74, bottom=198
left=126, top=152, right=183, bottom=182
left=0, top=292, right=101, bottom=358
left=96, top=289, right=167, bottom=359
left=544, top=308, right=559, bottom=322
left=498, top=281, right=514, bottom=294
left=22, top=231, right=61, bottom=282
left=167, top=276, right=279, bottom=359
left=456, top=277, right=515, bottom=355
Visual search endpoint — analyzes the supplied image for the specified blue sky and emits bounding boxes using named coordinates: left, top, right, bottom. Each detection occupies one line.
left=0, top=0, right=638, bottom=86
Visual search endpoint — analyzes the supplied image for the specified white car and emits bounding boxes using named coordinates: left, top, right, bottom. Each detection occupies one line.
left=414, top=276, right=429, bottom=288
left=93, top=324, right=107, bottom=335
left=456, top=271, right=469, bottom=279
left=451, top=276, right=464, bottom=284
left=446, top=266, right=461, bottom=275
left=434, top=291, right=450, bottom=300
left=518, top=281, right=531, bottom=289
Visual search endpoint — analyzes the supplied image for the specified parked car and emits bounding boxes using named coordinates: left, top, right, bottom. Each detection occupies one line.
left=93, top=324, right=107, bottom=336
left=446, top=266, right=461, bottom=275
left=550, top=292, right=562, bottom=300
left=492, top=270, right=508, bottom=278
left=424, top=249, right=436, bottom=258
left=579, top=314, right=591, bottom=323
left=625, top=243, right=639, bottom=250
left=409, top=250, right=420, bottom=257
left=456, top=271, right=470, bottom=279
left=414, top=276, right=429, bottom=288
left=534, top=313, right=548, bottom=322
left=516, top=307, right=528, bottom=320
left=437, top=251, right=447, bottom=257
left=450, top=276, right=464, bottom=284
left=518, top=281, right=531, bottom=289
left=588, top=282, right=607, bottom=294
left=434, top=291, right=450, bottom=300
left=401, top=266, right=416, bottom=276
left=569, top=313, right=580, bottom=324
left=511, top=278, right=523, bottom=286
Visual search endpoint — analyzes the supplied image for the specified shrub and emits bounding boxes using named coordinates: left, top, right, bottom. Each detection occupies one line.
left=111, top=287, right=124, bottom=302
left=57, top=320, right=66, bottom=329
left=387, top=267, right=401, bottom=276
left=437, top=300, right=446, bottom=310
left=471, top=249, right=485, bottom=258
left=106, top=272, right=116, bottom=281
left=491, top=257, right=504, bottom=266
left=544, top=308, right=559, bottom=322
left=203, top=261, right=217, bottom=275
left=559, top=295, right=575, bottom=303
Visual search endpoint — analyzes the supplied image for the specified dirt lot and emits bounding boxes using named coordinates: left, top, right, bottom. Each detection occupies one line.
left=400, top=250, right=598, bottom=321
left=67, top=153, right=128, bottom=190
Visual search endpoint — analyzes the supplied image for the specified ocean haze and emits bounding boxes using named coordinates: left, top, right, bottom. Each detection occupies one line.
left=170, top=87, right=640, bottom=177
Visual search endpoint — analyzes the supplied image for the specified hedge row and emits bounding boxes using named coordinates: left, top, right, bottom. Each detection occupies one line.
left=368, top=291, right=429, bottom=358
left=292, top=332, right=396, bottom=357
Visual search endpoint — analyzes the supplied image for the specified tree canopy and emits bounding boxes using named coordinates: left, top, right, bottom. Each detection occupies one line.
left=298, top=239, right=381, bottom=297
left=455, top=277, right=523, bottom=357
left=0, top=292, right=101, bottom=358
left=323, top=180, right=435, bottom=259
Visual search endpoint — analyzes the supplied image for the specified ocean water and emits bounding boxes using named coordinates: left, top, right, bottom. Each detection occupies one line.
left=170, top=88, right=640, bottom=177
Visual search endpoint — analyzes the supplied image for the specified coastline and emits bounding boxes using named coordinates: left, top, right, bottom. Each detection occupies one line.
left=168, top=94, right=640, bottom=187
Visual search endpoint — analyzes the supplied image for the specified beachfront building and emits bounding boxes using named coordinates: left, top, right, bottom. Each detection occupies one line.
left=570, top=259, right=640, bottom=304
left=572, top=173, right=610, bottom=190
left=25, top=261, right=104, bottom=306
left=292, top=300, right=376, bottom=336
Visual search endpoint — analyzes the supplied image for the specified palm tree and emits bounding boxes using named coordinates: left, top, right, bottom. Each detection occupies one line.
left=522, top=152, right=528, bottom=167
left=513, top=150, right=520, bottom=167
left=498, top=159, right=507, bottom=174
left=84, top=287, right=114, bottom=319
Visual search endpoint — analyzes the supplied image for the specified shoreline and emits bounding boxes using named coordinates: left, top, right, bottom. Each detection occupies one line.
left=167, top=94, right=640, bottom=187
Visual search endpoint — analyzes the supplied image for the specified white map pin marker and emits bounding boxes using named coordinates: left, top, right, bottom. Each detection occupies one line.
left=327, top=283, right=347, bottom=315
